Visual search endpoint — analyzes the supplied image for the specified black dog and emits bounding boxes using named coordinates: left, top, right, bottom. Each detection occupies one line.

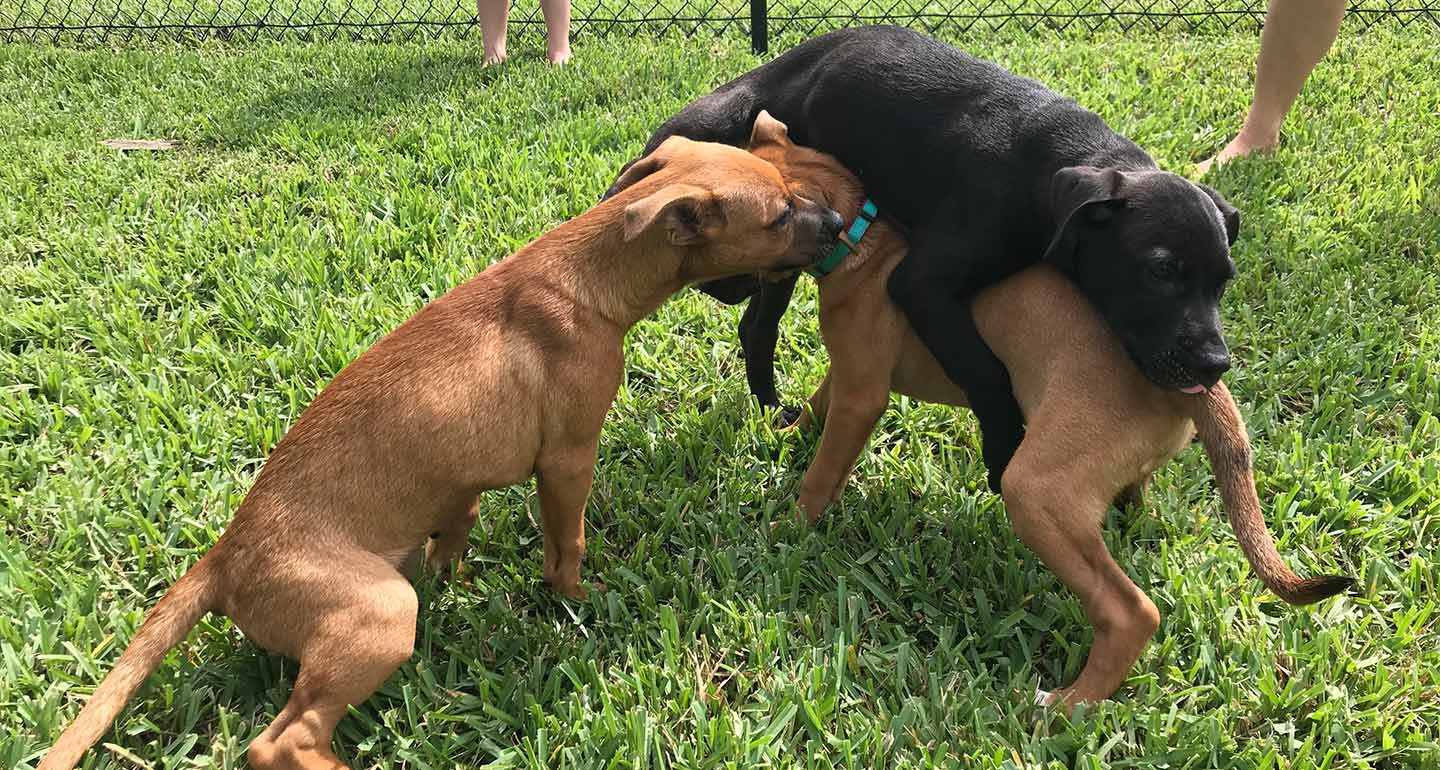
left=605, top=26, right=1240, bottom=491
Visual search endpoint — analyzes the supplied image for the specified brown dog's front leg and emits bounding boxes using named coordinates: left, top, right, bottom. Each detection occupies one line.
left=1113, top=478, right=1147, bottom=512
left=536, top=454, right=596, bottom=600
left=795, top=375, right=889, bottom=523
left=425, top=499, right=481, bottom=579
left=789, top=372, right=832, bottom=433
left=1002, top=461, right=1160, bottom=708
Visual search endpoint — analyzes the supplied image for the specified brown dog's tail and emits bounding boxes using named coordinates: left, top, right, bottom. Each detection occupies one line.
left=39, top=550, right=220, bottom=770
left=1191, top=381, right=1355, bottom=605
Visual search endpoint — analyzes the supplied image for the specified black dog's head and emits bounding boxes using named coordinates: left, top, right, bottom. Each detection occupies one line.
left=1042, top=166, right=1241, bottom=393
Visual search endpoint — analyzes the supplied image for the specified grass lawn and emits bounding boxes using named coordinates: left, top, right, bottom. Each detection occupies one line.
left=2, top=23, right=1439, bottom=770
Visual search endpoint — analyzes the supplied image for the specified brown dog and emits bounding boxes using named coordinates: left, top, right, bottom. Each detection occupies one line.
left=39, top=137, right=841, bottom=770
left=745, top=111, right=1353, bottom=709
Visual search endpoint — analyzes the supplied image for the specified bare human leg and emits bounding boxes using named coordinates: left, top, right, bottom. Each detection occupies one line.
left=1198, top=0, right=1346, bottom=174
left=477, top=0, right=509, bottom=65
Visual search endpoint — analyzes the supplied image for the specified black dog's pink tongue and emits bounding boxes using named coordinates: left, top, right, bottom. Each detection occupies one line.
left=1181, top=384, right=1207, bottom=394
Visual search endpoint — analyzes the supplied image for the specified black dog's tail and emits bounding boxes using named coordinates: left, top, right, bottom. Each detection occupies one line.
left=1191, top=382, right=1355, bottom=605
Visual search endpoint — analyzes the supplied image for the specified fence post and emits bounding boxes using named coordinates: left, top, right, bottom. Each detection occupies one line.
left=749, top=0, right=767, bottom=54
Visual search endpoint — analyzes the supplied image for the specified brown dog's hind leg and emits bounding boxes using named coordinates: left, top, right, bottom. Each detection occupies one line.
left=536, top=451, right=596, bottom=600
left=245, top=557, right=418, bottom=770
left=1002, top=462, right=1160, bottom=708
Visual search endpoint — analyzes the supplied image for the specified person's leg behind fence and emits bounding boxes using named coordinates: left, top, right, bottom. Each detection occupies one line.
left=540, top=0, right=572, bottom=64
left=478, top=0, right=510, bottom=64
left=1198, top=0, right=1345, bottom=173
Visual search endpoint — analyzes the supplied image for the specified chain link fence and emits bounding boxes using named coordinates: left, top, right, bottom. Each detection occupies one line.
left=2, top=0, right=1436, bottom=46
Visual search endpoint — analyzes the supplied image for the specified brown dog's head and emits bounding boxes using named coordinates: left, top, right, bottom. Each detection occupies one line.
left=609, top=136, right=843, bottom=281
left=745, top=110, right=860, bottom=215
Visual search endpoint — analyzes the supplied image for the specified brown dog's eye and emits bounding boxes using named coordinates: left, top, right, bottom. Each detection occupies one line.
left=768, top=201, right=793, bottom=229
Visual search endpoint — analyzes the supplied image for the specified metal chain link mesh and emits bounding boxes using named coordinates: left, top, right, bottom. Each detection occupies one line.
left=769, top=0, right=1438, bottom=37
left=1, top=0, right=1434, bottom=43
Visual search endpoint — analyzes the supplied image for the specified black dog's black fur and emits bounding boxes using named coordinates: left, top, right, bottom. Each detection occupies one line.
left=605, top=26, right=1241, bottom=490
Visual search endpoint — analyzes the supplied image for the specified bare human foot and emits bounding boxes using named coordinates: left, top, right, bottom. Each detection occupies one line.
left=477, top=0, right=509, bottom=66
left=539, top=0, right=571, bottom=65
left=1195, top=128, right=1278, bottom=176
left=1197, top=0, right=1345, bottom=176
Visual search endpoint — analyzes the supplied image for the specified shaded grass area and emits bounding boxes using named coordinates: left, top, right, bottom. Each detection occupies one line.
left=2, top=26, right=1438, bottom=770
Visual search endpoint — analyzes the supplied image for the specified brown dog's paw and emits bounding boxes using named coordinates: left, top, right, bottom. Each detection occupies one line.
left=1033, top=686, right=1095, bottom=718
left=547, top=579, right=592, bottom=601
left=792, top=498, right=826, bottom=525
left=428, top=560, right=458, bottom=583
left=424, top=541, right=469, bottom=580
left=1033, top=686, right=1071, bottom=716
left=768, top=506, right=813, bottom=532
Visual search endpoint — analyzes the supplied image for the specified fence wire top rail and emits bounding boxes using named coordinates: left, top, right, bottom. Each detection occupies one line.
left=1, top=1, right=1436, bottom=46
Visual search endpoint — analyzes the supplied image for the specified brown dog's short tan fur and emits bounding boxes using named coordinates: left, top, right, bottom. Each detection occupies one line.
left=746, top=112, right=1352, bottom=709
left=39, top=137, right=840, bottom=770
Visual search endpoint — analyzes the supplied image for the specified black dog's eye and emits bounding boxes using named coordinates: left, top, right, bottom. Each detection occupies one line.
left=768, top=201, right=793, bottom=229
left=1149, top=257, right=1184, bottom=281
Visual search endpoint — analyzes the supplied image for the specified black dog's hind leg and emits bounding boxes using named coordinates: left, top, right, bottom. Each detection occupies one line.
left=737, top=276, right=800, bottom=421
left=886, top=232, right=1026, bottom=494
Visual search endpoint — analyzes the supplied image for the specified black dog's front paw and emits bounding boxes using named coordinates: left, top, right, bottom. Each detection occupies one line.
left=775, top=405, right=803, bottom=428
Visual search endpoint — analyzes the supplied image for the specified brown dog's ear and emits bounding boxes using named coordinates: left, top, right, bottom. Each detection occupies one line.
left=623, top=184, right=721, bottom=245
left=1196, top=182, right=1241, bottom=246
left=749, top=110, right=791, bottom=147
left=1041, top=166, right=1126, bottom=274
left=608, top=153, right=668, bottom=197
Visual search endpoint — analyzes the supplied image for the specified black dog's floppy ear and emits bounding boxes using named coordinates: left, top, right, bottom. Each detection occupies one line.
left=1041, top=166, right=1127, bottom=274
left=1196, top=182, right=1241, bottom=246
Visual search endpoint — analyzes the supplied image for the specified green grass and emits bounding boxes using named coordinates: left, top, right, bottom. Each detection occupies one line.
left=2, top=24, right=1438, bottom=770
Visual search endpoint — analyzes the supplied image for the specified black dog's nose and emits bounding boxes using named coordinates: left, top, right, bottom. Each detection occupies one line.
left=1179, top=330, right=1230, bottom=387
left=1190, top=350, right=1231, bottom=387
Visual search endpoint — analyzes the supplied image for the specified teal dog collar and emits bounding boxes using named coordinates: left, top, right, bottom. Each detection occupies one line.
left=810, top=199, right=877, bottom=278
